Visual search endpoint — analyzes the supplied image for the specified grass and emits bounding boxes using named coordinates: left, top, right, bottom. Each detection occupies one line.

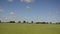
left=0, top=23, right=60, bottom=34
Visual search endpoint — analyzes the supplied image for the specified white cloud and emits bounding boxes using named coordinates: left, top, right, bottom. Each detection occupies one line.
left=10, top=12, right=15, bottom=15
left=56, top=11, right=60, bottom=14
left=0, top=8, right=3, bottom=12
left=20, top=0, right=34, bottom=3
left=24, top=0, right=32, bottom=3
left=20, top=0, right=24, bottom=2
left=8, top=0, right=13, bottom=2
left=26, top=6, right=31, bottom=9
left=48, top=11, right=52, bottom=17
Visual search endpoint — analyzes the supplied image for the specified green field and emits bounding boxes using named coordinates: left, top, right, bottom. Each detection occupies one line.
left=0, top=23, right=60, bottom=34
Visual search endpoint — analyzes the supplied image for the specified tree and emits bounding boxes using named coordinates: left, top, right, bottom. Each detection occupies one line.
left=0, top=20, right=1, bottom=23
left=23, top=21, right=26, bottom=23
left=50, top=22, right=52, bottom=24
left=41, top=22, right=46, bottom=24
left=58, top=22, right=60, bottom=24
left=26, top=22, right=29, bottom=24
left=55, top=22, right=58, bottom=24
left=18, top=21, right=21, bottom=23
left=31, top=21, right=33, bottom=24
left=46, top=22, right=48, bottom=24
left=10, top=21, right=15, bottom=23
left=55, top=22, right=60, bottom=24
left=36, top=22, right=41, bottom=24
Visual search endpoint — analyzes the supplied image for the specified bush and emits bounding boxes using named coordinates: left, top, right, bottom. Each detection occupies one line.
left=36, top=22, right=48, bottom=24
left=10, top=21, right=15, bottom=23
left=50, top=22, right=52, bottom=24
left=36, top=22, right=41, bottom=24
left=18, top=21, right=21, bottom=23
left=23, top=21, right=26, bottom=23
left=0, top=20, right=1, bottom=23
left=31, top=21, right=33, bottom=23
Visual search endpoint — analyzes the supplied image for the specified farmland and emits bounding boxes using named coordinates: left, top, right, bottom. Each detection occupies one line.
left=0, top=23, right=60, bottom=34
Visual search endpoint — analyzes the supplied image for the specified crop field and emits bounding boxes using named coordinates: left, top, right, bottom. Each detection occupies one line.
left=0, top=23, right=60, bottom=34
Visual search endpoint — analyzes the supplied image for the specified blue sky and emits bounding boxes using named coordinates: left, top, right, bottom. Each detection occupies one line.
left=0, top=0, right=60, bottom=22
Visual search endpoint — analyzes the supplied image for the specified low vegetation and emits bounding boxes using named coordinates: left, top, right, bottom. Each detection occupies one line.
left=0, top=23, right=60, bottom=34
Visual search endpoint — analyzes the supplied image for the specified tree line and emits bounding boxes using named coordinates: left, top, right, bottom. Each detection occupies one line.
left=0, top=20, right=60, bottom=24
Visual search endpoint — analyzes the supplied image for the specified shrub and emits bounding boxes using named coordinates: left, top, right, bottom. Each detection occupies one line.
left=10, top=21, right=15, bottom=23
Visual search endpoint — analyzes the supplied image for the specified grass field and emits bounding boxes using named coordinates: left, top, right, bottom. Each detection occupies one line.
left=0, top=23, right=60, bottom=34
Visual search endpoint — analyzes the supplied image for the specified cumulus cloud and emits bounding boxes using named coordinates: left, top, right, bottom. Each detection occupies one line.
left=20, top=0, right=34, bottom=3
left=24, top=0, right=32, bottom=3
left=20, top=0, right=24, bottom=2
left=0, top=8, right=3, bottom=12
left=48, top=11, right=52, bottom=17
left=10, top=12, right=15, bottom=15
left=8, top=0, right=13, bottom=2
left=26, top=6, right=31, bottom=9
left=56, top=11, right=60, bottom=14
left=20, top=0, right=35, bottom=10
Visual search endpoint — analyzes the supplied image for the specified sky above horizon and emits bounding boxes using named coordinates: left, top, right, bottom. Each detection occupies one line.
left=0, top=0, right=60, bottom=23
